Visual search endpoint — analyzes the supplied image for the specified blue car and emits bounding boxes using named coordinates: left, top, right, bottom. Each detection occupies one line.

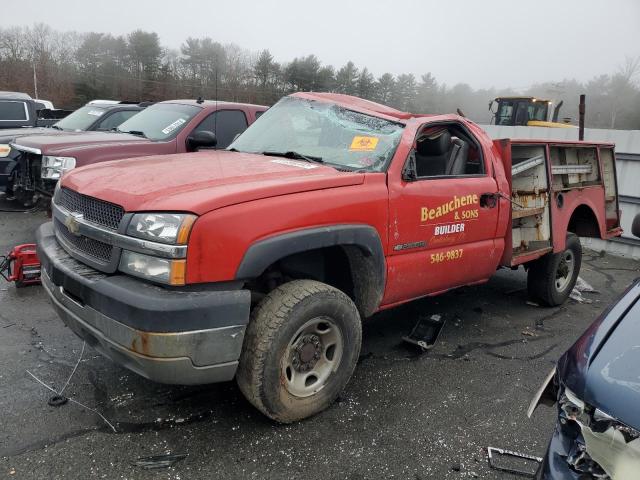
left=530, top=214, right=640, bottom=479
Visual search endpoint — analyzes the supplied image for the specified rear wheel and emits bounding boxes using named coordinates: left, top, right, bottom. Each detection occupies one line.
left=237, top=280, right=362, bottom=423
left=527, top=234, right=582, bottom=306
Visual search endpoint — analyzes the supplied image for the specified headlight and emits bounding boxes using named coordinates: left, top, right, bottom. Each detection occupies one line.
left=126, top=213, right=196, bottom=244
left=41, top=156, right=76, bottom=179
left=119, top=250, right=186, bottom=285
left=560, top=387, right=585, bottom=420
left=0, top=144, right=10, bottom=158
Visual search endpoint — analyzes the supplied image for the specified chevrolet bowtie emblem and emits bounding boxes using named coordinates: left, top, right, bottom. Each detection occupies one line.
left=64, top=213, right=83, bottom=236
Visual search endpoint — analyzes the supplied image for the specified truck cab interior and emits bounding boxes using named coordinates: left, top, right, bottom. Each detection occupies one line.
left=413, top=124, right=483, bottom=177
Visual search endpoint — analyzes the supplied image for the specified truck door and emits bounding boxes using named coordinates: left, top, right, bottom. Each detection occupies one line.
left=384, top=122, right=502, bottom=305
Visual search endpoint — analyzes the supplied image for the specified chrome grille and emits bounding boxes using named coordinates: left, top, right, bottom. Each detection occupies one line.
left=54, top=218, right=113, bottom=263
left=57, top=187, right=124, bottom=230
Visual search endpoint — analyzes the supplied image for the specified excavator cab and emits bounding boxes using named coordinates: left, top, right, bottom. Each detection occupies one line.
left=489, top=97, right=571, bottom=128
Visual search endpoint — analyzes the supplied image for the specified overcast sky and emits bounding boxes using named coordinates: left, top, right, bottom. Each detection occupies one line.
left=7, top=0, right=640, bottom=89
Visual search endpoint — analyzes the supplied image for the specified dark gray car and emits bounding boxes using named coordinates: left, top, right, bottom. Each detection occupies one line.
left=530, top=214, right=640, bottom=479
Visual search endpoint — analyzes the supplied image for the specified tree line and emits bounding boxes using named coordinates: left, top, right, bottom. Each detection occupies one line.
left=1, top=23, right=639, bottom=129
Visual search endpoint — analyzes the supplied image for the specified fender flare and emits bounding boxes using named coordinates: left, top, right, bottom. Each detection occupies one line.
left=235, top=224, right=386, bottom=304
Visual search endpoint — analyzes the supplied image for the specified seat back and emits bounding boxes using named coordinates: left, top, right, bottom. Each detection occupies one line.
left=415, top=131, right=451, bottom=176
left=446, top=138, right=469, bottom=175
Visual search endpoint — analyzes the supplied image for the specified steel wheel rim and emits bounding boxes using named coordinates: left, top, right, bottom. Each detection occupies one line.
left=282, top=316, right=344, bottom=398
left=555, top=250, right=575, bottom=292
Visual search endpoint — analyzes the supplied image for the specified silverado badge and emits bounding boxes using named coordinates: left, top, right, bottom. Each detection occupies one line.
left=64, top=213, right=83, bottom=236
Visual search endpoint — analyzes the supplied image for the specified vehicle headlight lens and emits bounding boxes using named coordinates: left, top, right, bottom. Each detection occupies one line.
left=126, top=213, right=196, bottom=244
left=560, top=387, right=585, bottom=420
left=0, top=144, right=10, bottom=158
left=119, top=250, right=186, bottom=285
left=41, top=156, right=76, bottom=179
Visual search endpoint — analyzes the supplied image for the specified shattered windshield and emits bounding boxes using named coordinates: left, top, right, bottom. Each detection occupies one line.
left=229, top=97, right=404, bottom=171
left=53, top=106, right=107, bottom=131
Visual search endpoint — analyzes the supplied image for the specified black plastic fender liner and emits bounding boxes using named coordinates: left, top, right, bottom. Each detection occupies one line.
left=236, top=224, right=386, bottom=305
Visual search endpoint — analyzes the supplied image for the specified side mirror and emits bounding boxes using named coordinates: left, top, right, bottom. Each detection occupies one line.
left=632, top=213, right=640, bottom=238
left=187, top=130, right=217, bottom=151
left=402, top=153, right=417, bottom=182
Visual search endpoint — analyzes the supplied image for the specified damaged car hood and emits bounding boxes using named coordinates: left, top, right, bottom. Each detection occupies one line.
left=559, top=279, right=640, bottom=430
left=61, top=150, right=365, bottom=214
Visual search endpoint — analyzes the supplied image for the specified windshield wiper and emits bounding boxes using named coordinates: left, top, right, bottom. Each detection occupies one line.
left=50, top=125, right=62, bottom=130
left=121, top=130, right=147, bottom=138
left=262, top=151, right=323, bottom=164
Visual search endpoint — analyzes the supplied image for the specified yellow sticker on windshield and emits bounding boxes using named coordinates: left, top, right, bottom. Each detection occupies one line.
left=350, top=136, right=379, bottom=151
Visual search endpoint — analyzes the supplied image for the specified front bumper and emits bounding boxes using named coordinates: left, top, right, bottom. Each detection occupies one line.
left=37, top=222, right=251, bottom=385
left=536, top=426, right=584, bottom=479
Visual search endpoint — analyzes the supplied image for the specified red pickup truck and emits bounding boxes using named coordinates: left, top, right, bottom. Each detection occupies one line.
left=9, top=99, right=266, bottom=205
left=35, top=92, right=622, bottom=423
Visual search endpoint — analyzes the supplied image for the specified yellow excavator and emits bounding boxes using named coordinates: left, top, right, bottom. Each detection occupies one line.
left=489, top=96, right=574, bottom=128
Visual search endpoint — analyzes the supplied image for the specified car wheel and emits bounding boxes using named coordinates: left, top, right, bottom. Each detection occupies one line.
left=237, top=279, right=362, bottom=423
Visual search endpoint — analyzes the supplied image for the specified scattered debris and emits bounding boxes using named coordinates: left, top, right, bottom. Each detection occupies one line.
left=505, top=287, right=526, bottom=295
left=525, top=301, right=540, bottom=307
left=58, top=342, right=85, bottom=396
left=2, top=323, right=15, bottom=328
left=569, top=289, right=593, bottom=304
left=133, top=453, right=188, bottom=469
left=570, top=276, right=598, bottom=303
left=47, top=394, right=68, bottom=407
left=403, top=314, right=446, bottom=350
left=574, top=276, right=598, bottom=293
left=26, top=367, right=117, bottom=433
left=521, top=329, right=537, bottom=337
left=487, top=446, right=542, bottom=478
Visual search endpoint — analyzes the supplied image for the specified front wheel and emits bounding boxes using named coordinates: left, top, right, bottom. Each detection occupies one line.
left=527, top=234, right=582, bottom=306
left=236, top=280, right=362, bottom=423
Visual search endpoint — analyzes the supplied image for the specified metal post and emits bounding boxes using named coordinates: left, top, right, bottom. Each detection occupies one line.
left=578, top=94, right=586, bottom=141
left=32, top=61, right=38, bottom=99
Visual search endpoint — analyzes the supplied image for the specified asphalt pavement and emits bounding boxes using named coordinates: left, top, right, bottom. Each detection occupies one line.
left=1, top=199, right=639, bottom=479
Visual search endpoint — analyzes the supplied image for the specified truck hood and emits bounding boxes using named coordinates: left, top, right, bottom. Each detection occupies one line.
left=0, top=127, right=51, bottom=143
left=61, top=150, right=365, bottom=214
left=12, top=131, right=150, bottom=156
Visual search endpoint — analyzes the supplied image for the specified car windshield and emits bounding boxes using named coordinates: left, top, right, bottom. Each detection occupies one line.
left=116, top=103, right=201, bottom=141
left=53, top=106, right=108, bottom=131
left=229, top=97, right=404, bottom=171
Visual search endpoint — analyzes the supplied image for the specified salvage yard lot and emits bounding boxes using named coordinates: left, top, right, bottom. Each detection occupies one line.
left=1, top=201, right=639, bottom=480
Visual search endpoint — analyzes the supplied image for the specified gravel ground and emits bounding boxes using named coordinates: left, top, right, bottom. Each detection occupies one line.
left=1, top=199, right=639, bottom=479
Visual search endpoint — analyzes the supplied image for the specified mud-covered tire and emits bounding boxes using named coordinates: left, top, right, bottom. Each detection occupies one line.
left=527, top=234, right=582, bottom=306
left=236, top=280, right=362, bottom=423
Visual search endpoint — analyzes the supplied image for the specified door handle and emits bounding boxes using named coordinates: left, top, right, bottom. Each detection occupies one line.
left=480, top=192, right=499, bottom=208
